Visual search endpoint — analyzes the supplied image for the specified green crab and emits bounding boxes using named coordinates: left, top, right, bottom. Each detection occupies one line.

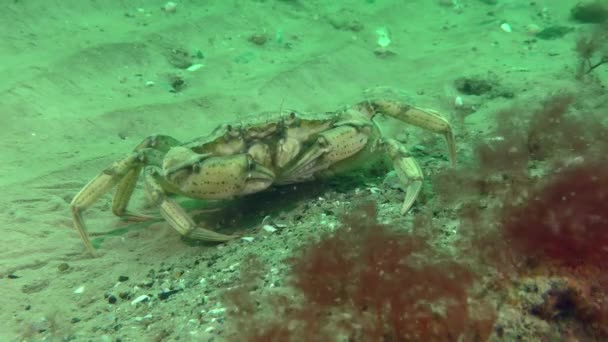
left=70, top=99, right=455, bottom=256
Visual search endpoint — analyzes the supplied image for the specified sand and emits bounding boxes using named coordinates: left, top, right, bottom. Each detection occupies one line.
left=0, top=0, right=600, bottom=341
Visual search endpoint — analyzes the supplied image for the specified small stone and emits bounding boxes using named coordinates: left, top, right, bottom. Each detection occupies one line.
left=158, top=289, right=181, bottom=300
left=108, top=295, right=118, bottom=304
left=163, top=1, right=177, bottom=13
left=57, top=263, right=70, bottom=272
left=525, top=23, right=542, bottom=36
left=118, top=275, right=129, bottom=282
left=373, top=47, right=396, bottom=58
left=169, top=74, right=186, bottom=92
left=248, top=33, right=268, bottom=46
left=571, top=1, right=608, bottom=23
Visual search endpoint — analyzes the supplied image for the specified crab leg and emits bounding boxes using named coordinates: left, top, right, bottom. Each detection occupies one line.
left=110, top=165, right=151, bottom=221
left=70, top=152, right=146, bottom=256
left=383, top=138, right=424, bottom=214
left=143, top=167, right=237, bottom=242
left=356, top=100, right=456, bottom=166
left=71, top=135, right=182, bottom=256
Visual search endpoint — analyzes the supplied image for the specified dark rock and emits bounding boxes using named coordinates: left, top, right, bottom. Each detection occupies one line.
left=571, top=1, right=608, bottom=23
left=536, top=26, right=574, bottom=40
left=454, top=77, right=494, bottom=95
left=248, top=33, right=268, bottom=46
left=158, top=289, right=181, bottom=300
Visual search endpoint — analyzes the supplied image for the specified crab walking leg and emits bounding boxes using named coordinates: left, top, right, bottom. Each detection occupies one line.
left=357, top=100, right=456, bottom=166
left=111, top=166, right=154, bottom=221
left=70, top=152, right=145, bottom=256
left=143, top=168, right=237, bottom=242
left=383, top=139, right=424, bottom=214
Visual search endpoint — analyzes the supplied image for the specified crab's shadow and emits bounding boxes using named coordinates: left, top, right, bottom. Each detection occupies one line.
left=182, top=164, right=390, bottom=244
left=91, top=163, right=390, bottom=248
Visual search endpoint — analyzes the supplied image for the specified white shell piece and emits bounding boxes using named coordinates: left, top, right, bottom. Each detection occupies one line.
left=454, top=96, right=464, bottom=108
left=187, top=64, right=204, bottom=72
left=262, top=224, right=277, bottom=233
left=500, top=23, right=512, bottom=33
left=131, top=294, right=150, bottom=306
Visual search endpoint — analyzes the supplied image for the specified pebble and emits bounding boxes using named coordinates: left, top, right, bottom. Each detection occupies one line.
left=248, top=33, right=268, bottom=46
left=118, top=275, right=129, bottom=282
left=74, top=286, right=85, bottom=294
left=163, top=2, right=177, bottom=13
left=500, top=23, right=512, bottom=33
left=525, top=23, right=542, bottom=35
left=158, top=289, right=181, bottom=300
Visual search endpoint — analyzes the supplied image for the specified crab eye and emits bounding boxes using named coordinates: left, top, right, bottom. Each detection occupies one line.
left=283, top=111, right=299, bottom=126
left=191, top=162, right=201, bottom=173
left=246, top=155, right=256, bottom=171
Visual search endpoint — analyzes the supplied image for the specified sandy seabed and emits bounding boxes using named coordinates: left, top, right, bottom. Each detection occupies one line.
left=1, top=1, right=604, bottom=341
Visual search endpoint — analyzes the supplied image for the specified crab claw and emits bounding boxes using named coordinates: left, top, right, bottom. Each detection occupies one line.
left=384, top=139, right=424, bottom=214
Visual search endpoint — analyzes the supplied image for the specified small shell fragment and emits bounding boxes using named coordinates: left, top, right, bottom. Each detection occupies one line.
left=131, top=294, right=150, bottom=306
left=74, top=286, right=85, bottom=294
left=241, top=236, right=255, bottom=242
left=262, top=224, right=277, bottom=233
left=454, top=96, right=464, bottom=108
left=500, top=23, right=512, bottom=33
left=186, top=63, right=204, bottom=72
left=208, top=308, right=226, bottom=316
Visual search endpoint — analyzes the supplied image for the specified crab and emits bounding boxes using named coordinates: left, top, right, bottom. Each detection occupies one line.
left=70, top=99, right=455, bottom=256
